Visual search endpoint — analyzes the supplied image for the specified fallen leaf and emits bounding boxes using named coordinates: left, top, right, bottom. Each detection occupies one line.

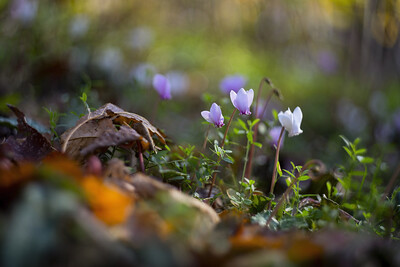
left=81, top=125, right=146, bottom=156
left=81, top=175, right=133, bottom=226
left=61, top=103, right=165, bottom=160
left=5, top=105, right=55, bottom=161
left=60, top=118, right=114, bottom=161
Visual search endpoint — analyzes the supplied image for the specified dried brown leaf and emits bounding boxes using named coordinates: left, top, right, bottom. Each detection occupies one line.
left=60, top=118, right=114, bottom=161
left=5, top=105, right=55, bottom=161
left=80, top=125, right=146, bottom=157
left=61, top=103, right=165, bottom=158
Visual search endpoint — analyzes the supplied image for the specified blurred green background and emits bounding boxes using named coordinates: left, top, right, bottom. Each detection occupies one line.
left=1, top=0, right=400, bottom=171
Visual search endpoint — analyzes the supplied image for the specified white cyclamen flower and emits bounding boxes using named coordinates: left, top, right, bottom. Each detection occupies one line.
left=278, top=107, right=303, bottom=137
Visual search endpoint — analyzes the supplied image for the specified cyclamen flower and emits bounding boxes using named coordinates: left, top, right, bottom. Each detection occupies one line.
left=153, top=74, right=171, bottom=100
left=278, top=107, right=303, bottom=137
left=230, top=88, right=254, bottom=115
left=220, top=75, right=247, bottom=94
left=201, top=103, right=224, bottom=128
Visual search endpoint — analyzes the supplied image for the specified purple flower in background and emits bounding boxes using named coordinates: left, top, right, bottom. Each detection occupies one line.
left=153, top=74, right=171, bottom=100
left=269, top=126, right=284, bottom=147
left=317, top=51, right=338, bottom=74
left=10, top=0, right=37, bottom=23
left=201, top=103, right=224, bottom=128
left=394, top=109, right=400, bottom=131
left=220, top=75, right=246, bottom=94
left=230, top=88, right=254, bottom=115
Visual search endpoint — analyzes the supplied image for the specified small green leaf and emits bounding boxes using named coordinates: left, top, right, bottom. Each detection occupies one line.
left=343, top=146, right=353, bottom=157
left=357, top=156, right=374, bottom=164
left=297, top=175, right=310, bottom=181
left=253, top=142, right=262, bottom=148
left=355, top=148, right=367, bottom=155
left=339, top=135, right=351, bottom=147
left=277, top=161, right=282, bottom=176
left=237, top=119, right=248, bottom=131
left=272, top=109, right=278, bottom=121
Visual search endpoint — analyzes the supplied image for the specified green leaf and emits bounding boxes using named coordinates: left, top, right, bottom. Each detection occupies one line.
left=168, top=176, right=186, bottom=181
left=272, top=109, right=278, bottom=121
left=343, top=146, right=353, bottom=157
left=357, top=156, right=374, bottom=164
left=353, top=137, right=361, bottom=147
left=246, top=131, right=253, bottom=143
left=297, top=175, right=310, bottom=181
left=253, top=142, right=262, bottom=148
left=222, top=155, right=234, bottom=164
left=80, top=92, right=87, bottom=102
left=277, top=161, right=282, bottom=177
left=250, top=195, right=269, bottom=213
left=237, top=118, right=248, bottom=131
left=248, top=118, right=260, bottom=128
left=339, top=135, right=351, bottom=147
left=355, top=148, right=367, bottom=155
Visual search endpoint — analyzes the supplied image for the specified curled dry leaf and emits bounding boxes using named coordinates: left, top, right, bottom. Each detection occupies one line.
left=80, top=125, right=147, bottom=157
left=5, top=104, right=55, bottom=161
left=61, top=103, right=165, bottom=160
left=60, top=118, right=114, bottom=161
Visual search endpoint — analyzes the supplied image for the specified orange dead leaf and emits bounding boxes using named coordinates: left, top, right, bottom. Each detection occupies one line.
left=42, top=152, right=83, bottom=180
left=81, top=175, right=133, bottom=226
left=230, top=225, right=284, bottom=251
left=0, top=162, right=35, bottom=188
left=287, top=236, right=324, bottom=263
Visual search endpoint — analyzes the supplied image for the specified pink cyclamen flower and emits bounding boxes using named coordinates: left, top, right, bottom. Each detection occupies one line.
left=201, top=103, right=224, bottom=128
left=153, top=74, right=171, bottom=100
left=220, top=75, right=246, bottom=94
left=230, top=88, right=254, bottom=115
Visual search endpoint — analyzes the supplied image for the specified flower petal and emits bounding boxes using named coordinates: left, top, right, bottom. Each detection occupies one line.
left=201, top=111, right=212, bottom=123
left=153, top=74, right=171, bottom=100
left=293, top=107, right=303, bottom=125
left=278, top=112, right=293, bottom=133
left=234, top=88, right=249, bottom=114
left=230, top=90, right=237, bottom=108
left=210, top=103, right=222, bottom=125
left=247, top=89, right=254, bottom=107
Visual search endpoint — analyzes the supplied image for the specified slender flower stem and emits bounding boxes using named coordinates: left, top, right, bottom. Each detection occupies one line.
left=240, top=138, right=251, bottom=189
left=202, top=124, right=211, bottom=151
left=207, top=109, right=237, bottom=197
left=266, top=171, right=298, bottom=227
left=137, top=141, right=145, bottom=173
left=269, top=127, right=285, bottom=195
left=245, top=88, right=278, bottom=178
left=357, top=164, right=368, bottom=198
left=221, top=109, right=237, bottom=148
left=266, top=160, right=314, bottom=226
